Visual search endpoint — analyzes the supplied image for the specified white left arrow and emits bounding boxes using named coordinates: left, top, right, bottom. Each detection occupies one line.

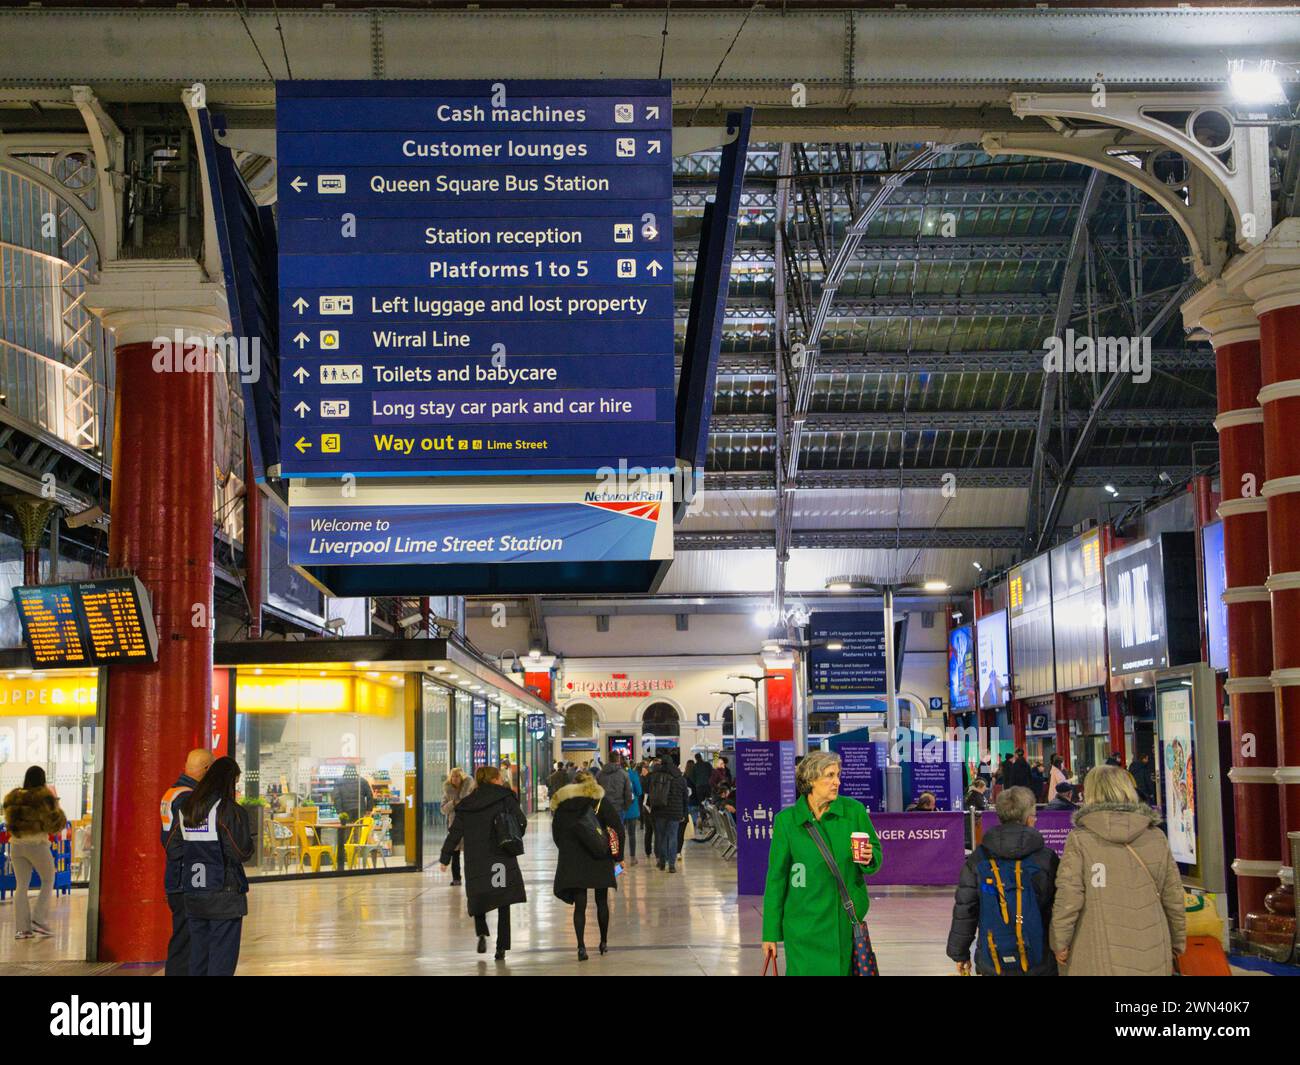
left=293, top=297, right=309, bottom=314
left=290, top=176, right=307, bottom=192
left=294, top=401, right=311, bottom=418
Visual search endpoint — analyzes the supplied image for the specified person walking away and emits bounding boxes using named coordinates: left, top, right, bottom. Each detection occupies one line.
left=686, top=753, right=711, bottom=832
left=1009, top=749, right=1033, bottom=789
left=168, top=756, right=253, bottom=975
left=638, top=761, right=655, bottom=859
left=1050, top=764, right=1186, bottom=975
left=551, top=771, right=625, bottom=960
left=761, top=751, right=883, bottom=976
left=1127, top=752, right=1156, bottom=806
left=3, top=767, right=68, bottom=941
left=1030, top=761, right=1047, bottom=802
left=1048, top=754, right=1068, bottom=799
left=622, top=757, right=643, bottom=865
left=160, top=748, right=213, bottom=973
left=441, top=767, right=474, bottom=886
left=439, top=765, right=527, bottom=961
left=645, top=755, right=688, bottom=872
left=547, top=762, right=568, bottom=803
left=947, top=786, right=1059, bottom=976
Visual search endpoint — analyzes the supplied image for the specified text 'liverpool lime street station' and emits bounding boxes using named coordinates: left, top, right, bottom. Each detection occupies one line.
left=277, top=81, right=676, bottom=580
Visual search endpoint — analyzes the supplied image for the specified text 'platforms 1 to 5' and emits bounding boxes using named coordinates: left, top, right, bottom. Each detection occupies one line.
left=276, top=80, right=675, bottom=477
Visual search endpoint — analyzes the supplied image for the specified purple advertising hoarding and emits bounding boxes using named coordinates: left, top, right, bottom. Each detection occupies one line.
left=869, top=812, right=966, bottom=885
left=736, top=740, right=797, bottom=895
left=838, top=742, right=886, bottom=812
left=908, top=738, right=964, bottom=811
left=980, top=809, right=1075, bottom=856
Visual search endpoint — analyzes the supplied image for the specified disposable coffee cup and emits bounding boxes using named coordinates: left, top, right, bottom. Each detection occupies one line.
left=850, top=832, right=872, bottom=864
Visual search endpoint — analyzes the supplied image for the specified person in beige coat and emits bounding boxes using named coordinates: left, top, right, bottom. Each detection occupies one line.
left=1050, top=764, right=1186, bottom=976
left=441, top=768, right=474, bottom=886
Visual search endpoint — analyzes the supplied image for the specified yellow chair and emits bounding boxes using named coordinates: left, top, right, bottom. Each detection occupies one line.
left=343, top=817, right=374, bottom=869
left=296, top=822, right=335, bottom=873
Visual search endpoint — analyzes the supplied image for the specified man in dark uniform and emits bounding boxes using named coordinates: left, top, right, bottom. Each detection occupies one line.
left=159, top=749, right=213, bottom=976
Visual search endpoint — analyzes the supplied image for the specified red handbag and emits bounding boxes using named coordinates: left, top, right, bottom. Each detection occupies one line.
left=761, top=953, right=780, bottom=975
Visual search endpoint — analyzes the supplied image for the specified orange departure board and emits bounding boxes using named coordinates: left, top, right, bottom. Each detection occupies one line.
left=78, top=577, right=158, bottom=663
left=14, top=584, right=93, bottom=667
left=14, top=578, right=159, bottom=666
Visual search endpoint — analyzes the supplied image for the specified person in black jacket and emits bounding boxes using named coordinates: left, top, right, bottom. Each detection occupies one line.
left=1008, top=749, right=1034, bottom=790
left=1127, top=753, right=1156, bottom=806
left=1045, top=782, right=1079, bottom=811
left=946, top=785, right=1059, bottom=976
left=439, top=765, right=527, bottom=961
left=964, top=777, right=989, bottom=811
left=165, top=756, right=254, bottom=976
left=159, top=748, right=213, bottom=975
left=644, top=755, right=688, bottom=873
left=551, top=773, right=625, bottom=961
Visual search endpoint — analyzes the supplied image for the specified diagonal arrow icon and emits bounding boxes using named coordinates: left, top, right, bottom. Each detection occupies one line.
left=647, top=106, right=660, bottom=120
left=648, top=140, right=662, bottom=154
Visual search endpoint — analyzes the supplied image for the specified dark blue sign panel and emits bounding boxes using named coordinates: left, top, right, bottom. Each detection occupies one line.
left=276, top=80, right=673, bottom=477
left=808, top=612, right=887, bottom=695
left=837, top=742, right=887, bottom=812
left=907, top=737, right=964, bottom=811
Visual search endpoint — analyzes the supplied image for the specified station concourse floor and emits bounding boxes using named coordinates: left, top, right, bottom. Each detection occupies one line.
left=0, top=814, right=960, bottom=976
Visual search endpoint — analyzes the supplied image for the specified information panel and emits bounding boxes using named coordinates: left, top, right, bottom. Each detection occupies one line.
left=14, top=585, right=91, bottom=667
left=276, top=80, right=674, bottom=477
left=808, top=612, right=886, bottom=695
left=976, top=608, right=1010, bottom=709
left=14, top=578, right=159, bottom=666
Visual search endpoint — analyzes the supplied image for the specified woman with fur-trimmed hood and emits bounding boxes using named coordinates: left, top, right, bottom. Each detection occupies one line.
left=1050, top=764, right=1186, bottom=976
left=551, top=771, right=625, bottom=961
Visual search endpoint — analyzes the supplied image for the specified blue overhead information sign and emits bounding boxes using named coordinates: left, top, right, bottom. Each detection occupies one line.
left=276, top=80, right=674, bottom=477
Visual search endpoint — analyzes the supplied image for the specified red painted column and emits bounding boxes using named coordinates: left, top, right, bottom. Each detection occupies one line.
left=764, top=669, right=795, bottom=742
left=1107, top=690, right=1127, bottom=765
left=1185, top=287, right=1278, bottom=919
left=1247, top=253, right=1300, bottom=870
left=99, top=338, right=213, bottom=962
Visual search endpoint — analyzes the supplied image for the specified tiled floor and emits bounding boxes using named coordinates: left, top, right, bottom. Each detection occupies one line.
left=2, top=817, right=1255, bottom=976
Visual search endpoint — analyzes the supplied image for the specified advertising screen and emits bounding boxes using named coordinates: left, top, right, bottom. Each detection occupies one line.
left=1202, top=521, right=1228, bottom=672
left=976, top=609, right=1010, bottom=709
left=947, top=625, right=976, bottom=710
left=1105, top=537, right=1168, bottom=676
left=1159, top=685, right=1197, bottom=864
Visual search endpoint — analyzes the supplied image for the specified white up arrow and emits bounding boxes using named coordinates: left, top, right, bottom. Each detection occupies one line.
left=646, top=260, right=663, bottom=277
left=294, top=401, right=311, bottom=418
left=293, top=332, right=309, bottom=348
left=290, top=176, right=307, bottom=192
left=292, top=297, right=309, bottom=314
left=292, top=366, right=310, bottom=384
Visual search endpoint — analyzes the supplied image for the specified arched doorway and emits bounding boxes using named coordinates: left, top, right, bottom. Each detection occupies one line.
left=641, top=701, right=680, bottom=763
left=561, top=703, right=599, bottom=767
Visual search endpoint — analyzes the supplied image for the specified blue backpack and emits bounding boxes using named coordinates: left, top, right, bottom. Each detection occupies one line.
left=974, top=847, right=1045, bottom=975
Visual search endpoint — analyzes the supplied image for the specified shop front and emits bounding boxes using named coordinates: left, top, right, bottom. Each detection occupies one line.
left=0, top=668, right=98, bottom=883
left=215, top=636, right=552, bottom=882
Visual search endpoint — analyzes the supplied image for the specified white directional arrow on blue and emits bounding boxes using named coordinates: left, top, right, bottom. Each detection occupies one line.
left=290, top=176, right=307, bottom=192
left=648, top=141, right=662, bottom=154
left=293, top=332, right=309, bottom=347
left=292, top=366, right=310, bottom=383
left=647, top=106, right=660, bottom=120
left=294, top=401, right=311, bottom=418
left=292, top=297, right=309, bottom=314
left=647, top=260, right=663, bottom=276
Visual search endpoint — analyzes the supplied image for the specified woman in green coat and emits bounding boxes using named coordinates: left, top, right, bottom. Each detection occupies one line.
left=761, top=750, right=883, bottom=975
